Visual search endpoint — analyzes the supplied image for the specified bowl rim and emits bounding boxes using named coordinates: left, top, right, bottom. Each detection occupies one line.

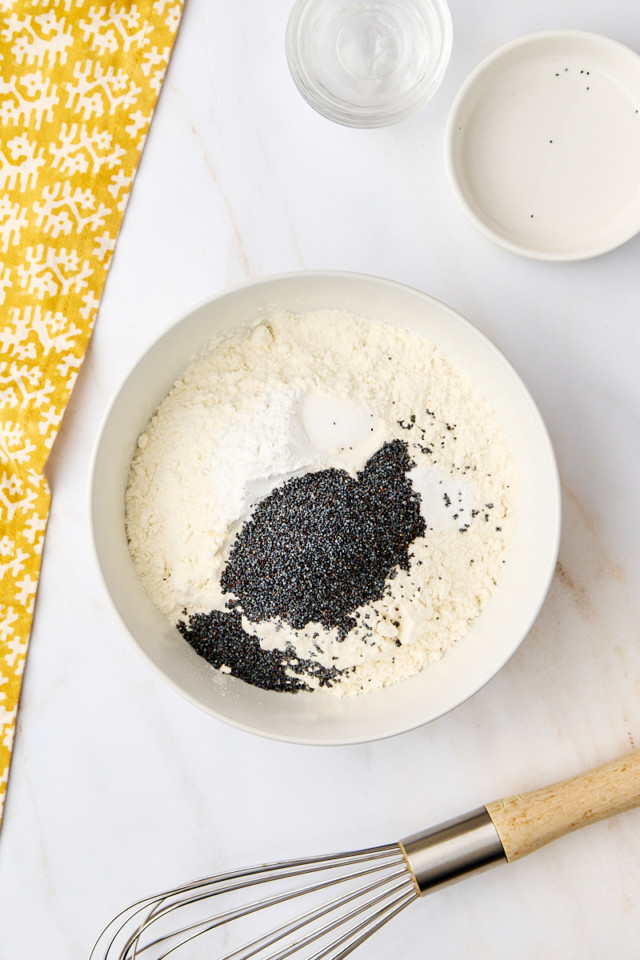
left=444, top=29, right=640, bottom=261
left=89, top=270, right=561, bottom=745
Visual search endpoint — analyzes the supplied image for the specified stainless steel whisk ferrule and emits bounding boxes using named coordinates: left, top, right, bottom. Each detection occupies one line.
left=399, top=807, right=506, bottom=895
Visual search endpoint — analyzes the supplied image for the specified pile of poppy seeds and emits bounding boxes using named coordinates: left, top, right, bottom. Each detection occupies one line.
left=178, top=440, right=426, bottom=692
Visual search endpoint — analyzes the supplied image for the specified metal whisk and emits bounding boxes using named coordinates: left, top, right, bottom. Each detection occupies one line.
left=90, top=750, right=640, bottom=960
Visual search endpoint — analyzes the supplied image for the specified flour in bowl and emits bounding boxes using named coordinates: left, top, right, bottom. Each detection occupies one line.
left=125, top=309, right=517, bottom=696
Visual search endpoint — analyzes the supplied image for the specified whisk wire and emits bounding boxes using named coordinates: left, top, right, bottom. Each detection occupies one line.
left=266, top=881, right=415, bottom=960
left=91, top=844, right=416, bottom=960
left=317, top=888, right=417, bottom=960
left=213, top=870, right=417, bottom=960
left=120, top=847, right=408, bottom=959
left=150, top=877, right=414, bottom=960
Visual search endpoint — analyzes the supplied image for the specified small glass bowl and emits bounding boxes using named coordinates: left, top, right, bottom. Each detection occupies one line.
left=286, top=0, right=453, bottom=127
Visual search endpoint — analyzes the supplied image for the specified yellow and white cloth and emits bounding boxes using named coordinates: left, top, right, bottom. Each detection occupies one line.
left=0, top=0, right=183, bottom=830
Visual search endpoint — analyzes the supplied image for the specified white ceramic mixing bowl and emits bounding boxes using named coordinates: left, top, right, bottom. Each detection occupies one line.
left=90, top=271, right=560, bottom=745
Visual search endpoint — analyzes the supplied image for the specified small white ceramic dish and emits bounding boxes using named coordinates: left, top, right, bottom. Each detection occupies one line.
left=90, top=272, right=560, bottom=745
left=446, top=31, right=640, bottom=260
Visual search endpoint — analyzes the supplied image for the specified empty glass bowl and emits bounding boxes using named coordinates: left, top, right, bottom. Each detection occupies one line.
left=286, top=0, right=453, bottom=127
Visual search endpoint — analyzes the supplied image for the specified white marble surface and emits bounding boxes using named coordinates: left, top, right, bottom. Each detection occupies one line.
left=2, top=0, right=640, bottom=956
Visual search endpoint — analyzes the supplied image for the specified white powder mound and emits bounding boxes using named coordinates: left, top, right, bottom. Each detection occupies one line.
left=125, top=309, right=517, bottom=697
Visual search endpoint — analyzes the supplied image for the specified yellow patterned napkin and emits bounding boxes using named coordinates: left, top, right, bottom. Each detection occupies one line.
left=0, top=0, right=183, bottom=831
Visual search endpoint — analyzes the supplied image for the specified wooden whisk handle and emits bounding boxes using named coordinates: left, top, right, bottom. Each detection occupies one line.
left=485, top=750, right=640, bottom=862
